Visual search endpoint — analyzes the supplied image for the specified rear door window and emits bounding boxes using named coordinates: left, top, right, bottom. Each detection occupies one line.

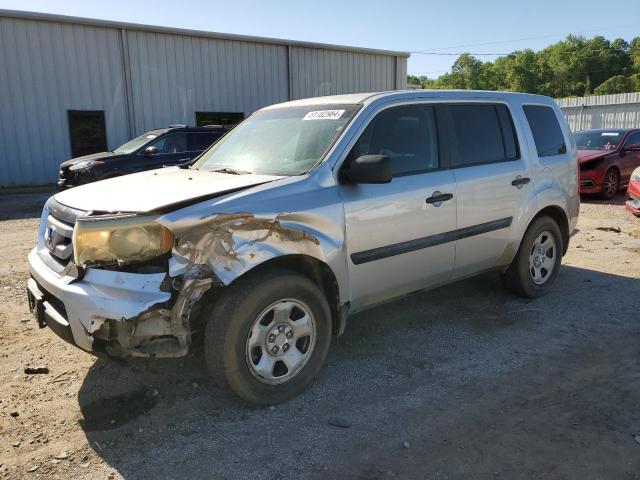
left=523, top=105, right=567, bottom=157
left=448, top=104, right=518, bottom=167
left=189, top=132, right=223, bottom=151
left=350, top=105, right=439, bottom=176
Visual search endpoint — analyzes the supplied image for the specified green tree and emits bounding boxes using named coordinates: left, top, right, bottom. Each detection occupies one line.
left=594, top=74, right=640, bottom=95
left=407, top=34, right=639, bottom=98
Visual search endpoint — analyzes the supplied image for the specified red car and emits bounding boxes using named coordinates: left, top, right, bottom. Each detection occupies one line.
left=576, top=128, right=640, bottom=199
left=626, top=166, right=640, bottom=216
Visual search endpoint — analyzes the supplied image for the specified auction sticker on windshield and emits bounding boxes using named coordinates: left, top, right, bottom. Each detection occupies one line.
left=303, top=110, right=345, bottom=120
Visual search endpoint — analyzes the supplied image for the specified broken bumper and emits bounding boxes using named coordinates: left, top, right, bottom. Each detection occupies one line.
left=27, top=247, right=171, bottom=352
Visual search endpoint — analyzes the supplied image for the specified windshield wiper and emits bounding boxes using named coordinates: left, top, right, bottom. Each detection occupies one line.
left=208, top=167, right=251, bottom=175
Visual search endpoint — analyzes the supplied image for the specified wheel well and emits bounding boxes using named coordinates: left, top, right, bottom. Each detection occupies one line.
left=232, top=255, right=342, bottom=335
left=532, top=206, right=570, bottom=255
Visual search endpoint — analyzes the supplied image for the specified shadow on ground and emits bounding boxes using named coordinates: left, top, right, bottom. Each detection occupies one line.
left=0, top=193, right=50, bottom=221
left=76, top=265, right=640, bottom=479
left=579, top=191, right=628, bottom=206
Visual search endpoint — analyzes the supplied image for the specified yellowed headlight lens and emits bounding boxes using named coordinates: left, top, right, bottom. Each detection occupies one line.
left=72, top=215, right=173, bottom=267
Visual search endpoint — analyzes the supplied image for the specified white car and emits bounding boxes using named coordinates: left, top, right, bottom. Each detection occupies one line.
left=27, top=90, right=579, bottom=403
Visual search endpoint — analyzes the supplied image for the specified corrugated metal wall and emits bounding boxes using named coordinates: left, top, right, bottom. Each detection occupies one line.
left=0, top=17, right=130, bottom=186
left=125, top=31, right=289, bottom=135
left=289, top=47, right=398, bottom=99
left=557, top=93, right=640, bottom=132
left=0, top=12, right=408, bottom=187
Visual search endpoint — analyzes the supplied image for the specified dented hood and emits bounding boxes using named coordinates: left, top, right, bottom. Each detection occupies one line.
left=53, top=167, right=283, bottom=213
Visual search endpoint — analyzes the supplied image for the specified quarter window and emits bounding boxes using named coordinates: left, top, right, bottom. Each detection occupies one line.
left=449, top=104, right=517, bottom=167
left=523, top=105, right=567, bottom=157
left=349, top=105, right=439, bottom=176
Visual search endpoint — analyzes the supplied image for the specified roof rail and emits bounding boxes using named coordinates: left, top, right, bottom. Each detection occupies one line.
left=168, top=124, right=188, bottom=128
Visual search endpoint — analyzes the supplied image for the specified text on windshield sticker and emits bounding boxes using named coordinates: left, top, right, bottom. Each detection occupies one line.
left=303, top=110, right=345, bottom=121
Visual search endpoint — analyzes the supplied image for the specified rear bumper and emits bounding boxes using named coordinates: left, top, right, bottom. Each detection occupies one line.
left=27, top=248, right=171, bottom=352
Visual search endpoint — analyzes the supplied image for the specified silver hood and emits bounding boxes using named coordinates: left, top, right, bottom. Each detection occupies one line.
left=53, top=167, right=283, bottom=213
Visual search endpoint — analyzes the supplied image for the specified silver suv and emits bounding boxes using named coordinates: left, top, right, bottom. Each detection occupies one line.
left=27, top=90, right=579, bottom=404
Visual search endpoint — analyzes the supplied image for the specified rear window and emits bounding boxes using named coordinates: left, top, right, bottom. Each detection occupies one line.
left=449, top=104, right=519, bottom=167
left=523, top=105, right=567, bottom=157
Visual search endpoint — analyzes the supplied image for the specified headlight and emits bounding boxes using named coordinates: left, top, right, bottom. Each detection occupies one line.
left=632, top=169, right=640, bottom=183
left=72, top=215, right=174, bottom=267
left=69, top=160, right=102, bottom=171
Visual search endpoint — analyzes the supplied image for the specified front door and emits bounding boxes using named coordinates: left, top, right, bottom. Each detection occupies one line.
left=339, top=104, right=457, bottom=310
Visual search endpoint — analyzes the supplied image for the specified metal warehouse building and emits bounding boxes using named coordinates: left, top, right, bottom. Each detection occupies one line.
left=0, top=10, right=409, bottom=187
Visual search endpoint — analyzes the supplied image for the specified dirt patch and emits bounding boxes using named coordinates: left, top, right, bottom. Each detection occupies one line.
left=0, top=192, right=639, bottom=479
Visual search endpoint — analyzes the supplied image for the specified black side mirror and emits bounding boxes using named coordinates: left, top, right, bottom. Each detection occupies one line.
left=342, top=155, right=392, bottom=184
left=144, top=146, right=158, bottom=157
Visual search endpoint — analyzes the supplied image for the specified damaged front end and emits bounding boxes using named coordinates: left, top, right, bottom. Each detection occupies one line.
left=30, top=184, right=346, bottom=359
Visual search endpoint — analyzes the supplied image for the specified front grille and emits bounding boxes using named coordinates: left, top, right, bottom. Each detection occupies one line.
left=37, top=199, right=85, bottom=276
left=44, top=214, right=74, bottom=266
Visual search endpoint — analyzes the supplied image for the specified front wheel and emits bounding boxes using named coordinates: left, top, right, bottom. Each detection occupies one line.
left=502, top=216, right=563, bottom=298
left=599, top=168, right=619, bottom=200
left=204, top=269, right=332, bottom=404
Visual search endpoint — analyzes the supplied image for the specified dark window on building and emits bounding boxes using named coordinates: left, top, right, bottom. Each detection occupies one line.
left=196, top=112, right=244, bottom=127
left=350, top=105, right=439, bottom=176
left=68, top=111, right=107, bottom=157
left=523, top=105, right=567, bottom=157
left=449, top=104, right=517, bottom=167
left=188, top=132, right=223, bottom=151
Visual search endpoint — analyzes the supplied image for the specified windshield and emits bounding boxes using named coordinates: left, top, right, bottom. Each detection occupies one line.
left=193, top=104, right=360, bottom=175
left=574, top=131, right=622, bottom=151
left=113, top=132, right=160, bottom=154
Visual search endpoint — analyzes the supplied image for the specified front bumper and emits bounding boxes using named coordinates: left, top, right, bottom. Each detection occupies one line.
left=27, top=248, right=171, bottom=352
left=626, top=181, right=640, bottom=216
left=578, top=168, right=603, bottom=194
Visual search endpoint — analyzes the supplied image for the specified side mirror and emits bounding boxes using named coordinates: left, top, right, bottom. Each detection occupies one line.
left=342, top=155, right=392, bottom=184
left=624, top=143, right=640, bottom=152
left=144, top=146, right=158, bottom=157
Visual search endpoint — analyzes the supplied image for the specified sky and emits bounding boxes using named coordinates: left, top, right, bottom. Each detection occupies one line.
left=1, top=0, right=639, bottom=77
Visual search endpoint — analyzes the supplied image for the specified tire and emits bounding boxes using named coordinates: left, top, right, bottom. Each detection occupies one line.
left=599, top=168, right=619, bottom=200
left=204, top=269, right=332, bottom=404
left=502, top=216, right=563, bottom=298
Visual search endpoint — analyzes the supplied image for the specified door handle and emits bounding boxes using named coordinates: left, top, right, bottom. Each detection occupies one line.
left=511, top=176, right=531, bottom=187
left=426, top=192, right=454, bottom=204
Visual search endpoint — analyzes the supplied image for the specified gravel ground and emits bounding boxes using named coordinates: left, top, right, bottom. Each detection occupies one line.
left=0, top=192, right=639, bottom=480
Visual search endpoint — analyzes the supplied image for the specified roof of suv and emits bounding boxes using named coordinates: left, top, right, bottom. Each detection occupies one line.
left=149, top=125, right=230, bottom=135
left=263, top=89, right=558, bottom=110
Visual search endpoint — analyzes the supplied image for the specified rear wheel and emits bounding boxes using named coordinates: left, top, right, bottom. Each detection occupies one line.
left=502, top=216, right=563, bottom=298
left=204, top=269, right=332, bottom=404
left=599, top=168, right=619, bottom=200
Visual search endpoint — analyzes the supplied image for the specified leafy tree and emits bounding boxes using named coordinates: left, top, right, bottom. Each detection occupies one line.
left=594, top=74, right=640, bottom=95
left=408, top=34, right=640, bottom=98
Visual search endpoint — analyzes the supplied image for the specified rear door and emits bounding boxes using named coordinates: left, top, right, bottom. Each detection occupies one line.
left=444, top=102, right=533, bottom=279
left=340, top=103, right=457, bottom=310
